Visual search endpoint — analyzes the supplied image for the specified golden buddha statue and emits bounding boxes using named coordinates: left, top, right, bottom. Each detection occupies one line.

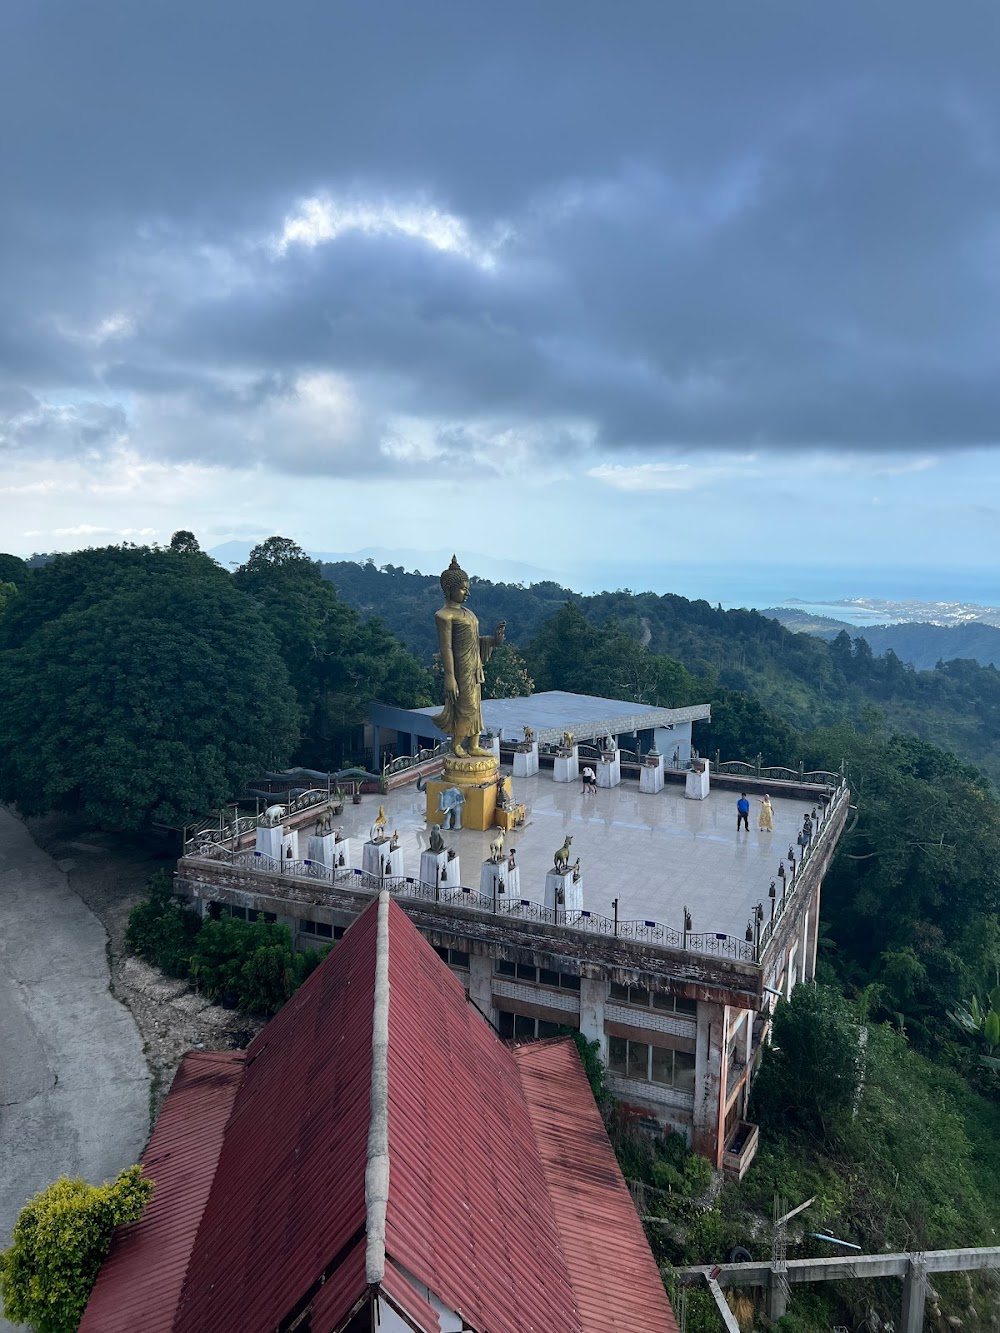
left=432, top=555, right=505, bottom=759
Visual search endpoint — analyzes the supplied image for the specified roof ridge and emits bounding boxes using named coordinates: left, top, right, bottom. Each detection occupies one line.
left=365, top=890, right=391, bottom=1284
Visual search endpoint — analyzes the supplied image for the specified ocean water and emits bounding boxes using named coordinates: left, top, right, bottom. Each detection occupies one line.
left=568, top=561, right=1000, bottom=625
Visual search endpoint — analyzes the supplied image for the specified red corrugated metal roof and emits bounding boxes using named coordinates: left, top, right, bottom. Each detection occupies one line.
left=84, top=894, right=676, bottom=1333
left=307, top=1239, right=370, bottom=1333
left=383, top=909, right=582, bottom=1333
left=173, top=900, right=380, bottom=1333
left=380, top=1260, right=442, bottom=1333
left=514, top=1039, right=680, bottom=1333
left=79, top=1049, right=244, bottom=1333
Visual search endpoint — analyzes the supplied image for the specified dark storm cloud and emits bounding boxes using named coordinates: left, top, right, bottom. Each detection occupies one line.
left=3, top=0, right=1000, bottom=472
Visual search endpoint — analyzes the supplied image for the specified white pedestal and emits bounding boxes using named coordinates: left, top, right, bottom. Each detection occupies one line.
left=255, top=825, right=284, bottom=860
left=480, top=859, right=514, bottom=899
left=306, top=833, right=337, bottom=868
left=362, top=839, right=404, bottom=878
left=640, top=755, right=665, bottom=794
left=513, top=741, right=539, bottom=778
left=281, top=830, right=300, bottom=861
left=685, top=760, right=711, bottom=801
left=597, top=752, right=621, bottom=789
left=544, top=868, right=584, bottom=920
left=553, top=747, right=579, bottom=782
left=479, top=734, right=501, bottom=761
left=419, top=849, right=449, bottom=890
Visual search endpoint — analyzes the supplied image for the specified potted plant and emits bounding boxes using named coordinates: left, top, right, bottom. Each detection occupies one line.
left=332, top=786, right=345, bottom=816
left=352, top=783, right=362, bottom=805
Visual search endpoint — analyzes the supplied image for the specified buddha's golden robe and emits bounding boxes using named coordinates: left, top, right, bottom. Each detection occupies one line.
left=432, top=604, right=496, bottom=743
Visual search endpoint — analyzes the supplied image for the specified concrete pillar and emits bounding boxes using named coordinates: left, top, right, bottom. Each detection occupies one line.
left=785, top=946, right=797, bottom=999
left=806, top=884, right=822, bottom=980
left=579, top=977, right=608, bottom=1061
left=372, top=723, right=381, bottom=772
left=409, top=732, right=420, bottom=757
left=693, top=1000, right=725, bottom=1166
left=800, top=908, right=811, bottom=984
left=766, top=1269, right=788, bottom=1323
left=467, top=953, right=493, bottom=1020
left=900, top=1255, right=928, bottom=1333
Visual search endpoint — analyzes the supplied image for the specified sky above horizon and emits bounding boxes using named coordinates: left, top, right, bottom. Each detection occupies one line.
left=3, top=1, right=1000, bottom=590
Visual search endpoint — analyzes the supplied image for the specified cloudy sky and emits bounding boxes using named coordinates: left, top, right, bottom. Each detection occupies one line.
left=3, top=1, right=1000, bottom=597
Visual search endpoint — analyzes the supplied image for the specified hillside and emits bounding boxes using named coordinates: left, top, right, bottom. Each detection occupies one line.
left=765, top=608, right=1000, bottom=671
left=323, top=560, right=1000, bottom=783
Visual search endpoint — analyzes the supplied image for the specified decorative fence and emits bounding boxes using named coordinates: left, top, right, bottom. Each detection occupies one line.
left=382, top=741, right=450, bottom=780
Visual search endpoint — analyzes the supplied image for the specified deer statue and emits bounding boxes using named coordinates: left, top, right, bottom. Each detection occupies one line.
left=553, top=835, right=574, bottom=872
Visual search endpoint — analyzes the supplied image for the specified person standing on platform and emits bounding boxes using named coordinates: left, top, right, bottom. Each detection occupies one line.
left=758, top=794, right=774, bottom=832
left=737, top=792, right=750, bottom=831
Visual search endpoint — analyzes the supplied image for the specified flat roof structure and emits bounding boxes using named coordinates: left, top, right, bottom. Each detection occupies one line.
left=371, top=689, right=711, bottom=747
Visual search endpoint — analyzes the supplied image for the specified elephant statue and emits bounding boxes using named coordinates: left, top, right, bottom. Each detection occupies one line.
left=436, top=786, right=466, bottom=830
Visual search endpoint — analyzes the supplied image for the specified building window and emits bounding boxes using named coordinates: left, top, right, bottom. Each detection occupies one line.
left=434, top=946, right=470, bottom=970
left=495, top=962, right=580, bottom=990
left=301, top=922, right=337, bottom=943
left=610, top=1037, right=696, bottom=1092
left=611, top=984, right=696, bottom=1016
left=496, top=1009, right=571, bottom=1041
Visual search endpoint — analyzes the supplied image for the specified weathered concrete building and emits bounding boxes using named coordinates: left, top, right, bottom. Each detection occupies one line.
left=176, top=741, right=848, bottom=1176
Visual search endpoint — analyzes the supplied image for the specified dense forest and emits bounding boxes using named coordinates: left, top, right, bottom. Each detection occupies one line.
left=768, top=607, right=1000, bottom=672
left=0, top=538, right=432, bottom=829
left=324, top=559, right=1000, bottom=784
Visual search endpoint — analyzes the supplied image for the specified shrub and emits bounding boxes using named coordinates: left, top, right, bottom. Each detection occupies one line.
left=125, top=871, right=201, bottom=977
left=0, top=1167, right=152, bottom=1333
left=238, top=942, right=297, bottom=1016
left=572, top=1033, right=612, bottom=1115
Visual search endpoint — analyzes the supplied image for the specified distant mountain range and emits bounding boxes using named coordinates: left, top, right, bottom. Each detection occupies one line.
left=763, top=608, right=1000, bottom=671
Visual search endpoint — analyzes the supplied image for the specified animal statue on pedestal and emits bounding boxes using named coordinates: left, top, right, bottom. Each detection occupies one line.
left=260, top=804, right=286, bottom=827
left=553, top=835, right=574, bottom=871
left=489, top=828, right=506, bottom=863
left=437, top=786, right=466, bottom=830
left=428, top=824, right=445, bottom=854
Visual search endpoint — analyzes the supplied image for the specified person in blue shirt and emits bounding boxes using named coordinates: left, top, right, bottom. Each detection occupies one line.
left=736, top=793, right=750, bottom=831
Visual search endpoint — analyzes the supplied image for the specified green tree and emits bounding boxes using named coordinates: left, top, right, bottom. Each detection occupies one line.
left=0, top=552, right=28, bottom=586
left=0, top=546, right=299, bottom=829
left=168, top=529, right=202, bottom=554
left=0, top=1166, right=152, bottom=1333
left=700, top=690, right=798, bottom=766
left=483, top=643, right=534, bottom=698
left=0, top=580, right=17, bottom=616
left=751, top=985, right=863, bottom=1143
left=235, top=536, right=432, bottom=767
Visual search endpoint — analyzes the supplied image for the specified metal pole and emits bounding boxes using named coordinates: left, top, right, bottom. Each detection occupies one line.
left=613, top=897, right=619, bottom=936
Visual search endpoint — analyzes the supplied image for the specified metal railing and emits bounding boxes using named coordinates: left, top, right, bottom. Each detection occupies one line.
left=713, top=759, right=842, bottom=788
left=755, top=781, right=849, bottom=957
left=185, top=848, right=758, bottom=963
left=382, top=741, right=449, bottom=779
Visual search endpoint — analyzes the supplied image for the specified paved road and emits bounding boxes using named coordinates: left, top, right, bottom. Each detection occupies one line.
left=0, top=807, right=150, bottom=1329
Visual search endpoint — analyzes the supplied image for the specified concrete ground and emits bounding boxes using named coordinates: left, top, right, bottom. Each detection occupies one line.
left=289, top=770, right=816, bottom=941
left=0, top=807, right=150, bottom=1330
